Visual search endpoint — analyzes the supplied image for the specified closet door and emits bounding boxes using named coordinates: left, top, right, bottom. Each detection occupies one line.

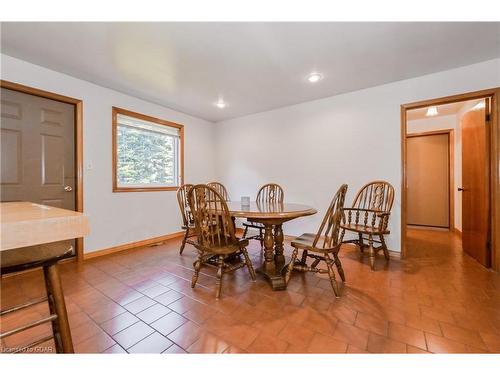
left=407, top=133, right=450, bottom=228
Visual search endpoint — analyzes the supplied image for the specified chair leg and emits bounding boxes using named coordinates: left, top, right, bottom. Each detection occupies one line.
left=43, top=266, right=62, bottom=353
left=259, top=228, right=264, bottom=249
left=44, top=264, right=74, bottom=353
left=333, top=252, right=346, bottom=282
left=324, top=254, right=340, bottom=297
left=338, top=228, right=348, bottom=257
left=285, top=247, right=298, bottom=284
left=380, top=234, right=390, bottom=261
left=367, top=234, right=376, bottom=271
left=300, top=250, right=308, bottom=265
left=192, top=254, right=203, bottom=288
left=358, top=233, right=364, bottom=252
left=242, top=225, right=248, bottom=239
left=241, top=248, right=256, bottom=281
left=179, top=229, right=190, bottom=255
left=215, top=255, right=224, bottom=299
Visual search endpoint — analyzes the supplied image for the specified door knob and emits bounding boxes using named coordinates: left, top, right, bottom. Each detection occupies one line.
left=64, top=186, right=73, bottom=192
left=458, top=187, right=466, bottom=192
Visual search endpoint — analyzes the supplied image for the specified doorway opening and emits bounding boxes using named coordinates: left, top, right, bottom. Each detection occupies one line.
left=401, top=88, right=500, bottom=271
left=406, top=129, right=454, bottom=231
left=0, top=80, right=84, bottom=261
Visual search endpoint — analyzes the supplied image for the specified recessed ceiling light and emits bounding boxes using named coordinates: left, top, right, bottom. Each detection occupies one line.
left=307, top=73, right=323, bottom=83
left=215, top=99, right=226, bottom=109
left=426, top=106, right=438, bottom=117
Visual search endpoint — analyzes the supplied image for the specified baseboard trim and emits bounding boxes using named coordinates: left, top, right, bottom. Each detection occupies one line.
left=83, top=231, right=185, bottom=260
left=407, top=224, right=450, bottom=232
left=388, top=249, right=401, bottom=259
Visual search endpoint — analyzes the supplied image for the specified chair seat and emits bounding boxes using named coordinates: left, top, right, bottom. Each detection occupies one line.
left=191, top=237, right=249, bottom=255
left=242, top=221, right=264, bottom=229
left=291, top=233, right=338, bottom=253
left=340, top=223, right=390, bottom=235
left=1, top=241, right=73, bottom=271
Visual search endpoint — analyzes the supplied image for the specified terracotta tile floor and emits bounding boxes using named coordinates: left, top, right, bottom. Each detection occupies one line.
left=1, top=228, right=500, bottom=354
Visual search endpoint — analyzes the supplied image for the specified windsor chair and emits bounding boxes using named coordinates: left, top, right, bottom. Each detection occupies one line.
left=176, top=184, right=195, bottom=254
left=340, top=181, right=395, bottom=271
left=285, top=184, right=348, bottom=297
left=187, top=184, right=256, bottom=299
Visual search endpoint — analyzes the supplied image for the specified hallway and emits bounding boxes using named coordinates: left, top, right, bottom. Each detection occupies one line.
left=406, top=228, right=464, bottom=259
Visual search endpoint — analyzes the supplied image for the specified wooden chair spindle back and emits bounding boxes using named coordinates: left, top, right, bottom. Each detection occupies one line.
left=313, top=184, right=348, bottom=250
left=188, top=184, right=236, bottom=249
left=256, top=183, right=284, bottom=205
left=177, top=184, right=194, bottom=227
left=207, top=182, right=229, bottom=201
left=352, top=181, right=394, bottom=212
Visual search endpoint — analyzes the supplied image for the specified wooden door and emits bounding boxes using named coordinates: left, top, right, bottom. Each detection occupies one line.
left=407, top=133, right=450, bottom=228
left=461, top=105, right=490, bottom=267
left=1, top=87, right=76, bottom=253
left=1, top=88, right=75, bottom=207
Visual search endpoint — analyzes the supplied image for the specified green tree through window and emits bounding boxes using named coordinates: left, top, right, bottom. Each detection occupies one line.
left=113, top=108, right=182, bottom=190
left=117, top=125, right=176, bottom=185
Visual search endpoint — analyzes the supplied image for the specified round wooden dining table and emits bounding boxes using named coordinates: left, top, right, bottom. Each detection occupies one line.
left=226, top=201, right=317, bottom=290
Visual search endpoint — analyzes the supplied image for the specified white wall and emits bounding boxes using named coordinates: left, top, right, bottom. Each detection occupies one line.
left=407, top=115, right=457, bottom=134
left=214, top=58, right=500, bottom=252
left=1, top=54, right=216, bottom=254
left=407, top=115, right=461, bottom=231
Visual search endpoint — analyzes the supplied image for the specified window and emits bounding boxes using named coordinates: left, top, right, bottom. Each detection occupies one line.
left=112, top=107, right=184, bottom=192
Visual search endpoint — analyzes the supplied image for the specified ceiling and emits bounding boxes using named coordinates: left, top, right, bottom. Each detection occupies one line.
left=406, top=99, right=484, bottom=121
left=1, top=22, right=499, bottom=122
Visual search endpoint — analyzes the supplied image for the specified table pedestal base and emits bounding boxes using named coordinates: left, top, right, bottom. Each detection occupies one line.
left=255, top=223, right=288, bottom=290
left=256, top=262, right=287, bottom=290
